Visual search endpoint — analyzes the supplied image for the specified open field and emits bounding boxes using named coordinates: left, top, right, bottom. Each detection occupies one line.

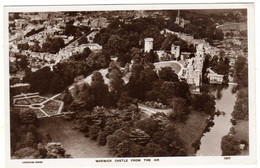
left=38, top=117, right=110, bottom=158
left=173, top=111, right=209, bottom=156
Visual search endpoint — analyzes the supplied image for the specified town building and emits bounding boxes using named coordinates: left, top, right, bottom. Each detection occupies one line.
left=175, top=10, right=190, bottom=28
left=86, top=30, right=99, bottom=43
left=207, top=68, right=224, bottom=84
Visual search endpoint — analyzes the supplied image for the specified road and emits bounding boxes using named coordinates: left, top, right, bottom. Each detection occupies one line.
left=138, top=103, right=171, bottom=116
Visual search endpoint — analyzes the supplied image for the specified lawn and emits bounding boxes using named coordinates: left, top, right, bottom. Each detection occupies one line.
left=38, top=117, right=110, bottom=158
left=154, top=61, right=182, bottom=74
left=233, top=120, right=249, bottom=155
left=173, top=110, right=209, bottom=156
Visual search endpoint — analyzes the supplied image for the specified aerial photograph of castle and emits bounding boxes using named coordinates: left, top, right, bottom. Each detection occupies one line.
left=8, top=8, right=249, bottom=159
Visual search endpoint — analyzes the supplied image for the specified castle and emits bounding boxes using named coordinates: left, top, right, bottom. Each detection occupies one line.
left=185, top=44, right=205, bottom=92
left=144, top=37, right=205, bottom=92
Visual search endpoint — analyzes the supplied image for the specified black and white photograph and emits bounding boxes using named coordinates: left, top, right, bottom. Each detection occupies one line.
left=3, top=2, right=257, bottom=168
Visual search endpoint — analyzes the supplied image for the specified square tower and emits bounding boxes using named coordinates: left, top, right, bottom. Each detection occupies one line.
left=144, top=38, right=154, bottom=53
left=171, top=44, right=180, bottom=59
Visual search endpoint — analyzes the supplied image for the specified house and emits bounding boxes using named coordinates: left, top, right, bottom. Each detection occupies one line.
left=207, top=68, right=224, bottom=84
left=175, top=10, right=190, bottom=28
left=86, top=30, right=99, bottom=43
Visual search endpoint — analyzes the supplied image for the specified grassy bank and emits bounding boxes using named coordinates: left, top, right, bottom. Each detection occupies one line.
left=38, top=117, right=110, bottom=158
left=173, top=110, right=209, bottom=156
left=233, top=120, right=249, bottom=155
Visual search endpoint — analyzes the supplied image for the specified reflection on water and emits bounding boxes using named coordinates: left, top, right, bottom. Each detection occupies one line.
left=196, top=84, right=237, bottom=156
left=215, top=84, right=229, bottom=100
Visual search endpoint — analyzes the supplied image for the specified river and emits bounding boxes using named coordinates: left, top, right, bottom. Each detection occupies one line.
left=196, top=84, right=237, bottom=156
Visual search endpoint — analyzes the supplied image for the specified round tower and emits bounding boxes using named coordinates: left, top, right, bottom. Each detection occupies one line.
left=144, top=38, right=154, bottom=53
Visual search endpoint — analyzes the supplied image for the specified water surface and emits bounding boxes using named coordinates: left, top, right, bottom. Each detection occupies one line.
left=196, top=85, right=237, bottom=156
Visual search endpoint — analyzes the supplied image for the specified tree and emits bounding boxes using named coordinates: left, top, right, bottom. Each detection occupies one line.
left=160, top=81, right=176, bottom=104
left=25, top=132, right=36, bottom=147
left=159, top=66, right=179, bottom=82
left=86, top=51, right=111, bottom=70
left=107, top=129, right=129, bottom=156
left=50, top=73, right=66, bottom=94
left=90, top=71, right=109, bottom=106
left=25, top=66, right=53, bottom=94
left=169, top=97, right=189, bottom=121
left=42, top=37, right=65, bottom=54
left=63, top=89, right=73, bottom=106
left=105, top=35, right=126, bottom=55
left=145, top=89, right=164, bottom=102
left=78, top=36, right=88, bottom=45
left=160, top=34, right=178, bottom=50
left=116, top=92, right=134, bottom=109
left=73, top=83, right=94, bottom=110
left=97, top=131, right=107, bottom=146
left=143, top=50, right=159, bottom=63
left=221, top=135, right=240, bottom=156
left=135, top=118, right=159, bottom=136
left=109, top=69, right=124, bottom=92
left=13, top=147, right=41, bottom=159
left=143, top=142, right=168, bottom=157
left=72, top=47, right=91, bottom=61
left=19, top=109, right=38, bottom=125
left=17, top=55, right=28, bottom=70
left=88, top=125, right=101, bottom=140
left=233, top=56, right=248, bottom=88
left=17, top=43, right=29, bottom=51
left=232, top=88, right=248, bottom=120
left=214, top=29, right=224, bottom=40
left=152, top=124, right=186, bottom=156
left=192, top=93, right=215, bottom=114
left=160, top=81, right=190, bottom=104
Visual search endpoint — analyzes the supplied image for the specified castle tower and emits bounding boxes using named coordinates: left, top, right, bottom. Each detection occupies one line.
left=144, top=38, right=154, bottom=53
left=171, top=44, right=180, bottom=59
left=180, top=18, right=185, bottom=28
left=196, top=44, right=205, bottom=58
left=194, top=69, right=202, bottom=92
left=175, top=10, right=180, bottom=25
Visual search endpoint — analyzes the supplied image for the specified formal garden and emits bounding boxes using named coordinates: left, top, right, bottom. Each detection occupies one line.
left=13, top=93, right=64, bottom=118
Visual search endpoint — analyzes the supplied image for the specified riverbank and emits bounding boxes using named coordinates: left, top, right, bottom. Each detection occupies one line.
left=233, top=120, right=249, bottom=155
left=38, top=117, right=110, bottom=158
left=173, top=110, right=209, bottom=156
left=196, top=84, right=237, bottom=156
